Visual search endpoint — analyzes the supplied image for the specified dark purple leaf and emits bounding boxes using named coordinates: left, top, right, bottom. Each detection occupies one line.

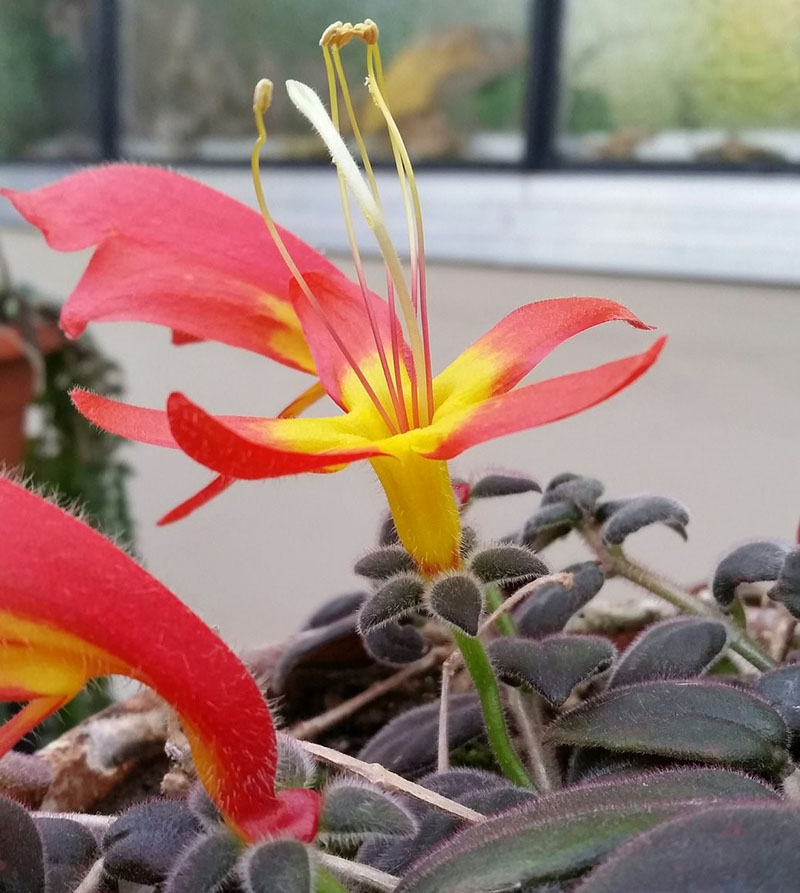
left=427, top=574, right=483, bottom=637
left=515, top=562, right=605, bottom=639
left=769, top=547, right=800, bottom=619
left=602, top=496, right=689, bottom=545
left=35, top=816, right=97, bottom=893
left=471, top=474, right=541, bottom=500
left=319, top=780, right=416, bottom=845
left=756, top=666, right=800, bottom=757
left=0, top=751, right=52, bottom=808
left=712, top=541, right=792, bottom=608
left=548, top=680, right=788, bottom=775
left=394, top=768, right=771, bottom=892
left=102, top=800, right=202, bottom=884
left=359, top=769, right=533, bottom=875
left=269, top=614, right=367, bottom=695
left=164, top=829, right=240, bottom=893
left=574, top=803, right=800, bottom=893
left=363, top=621, right=430, bottom=666
left=470, top=546, right=549, bottom=585
left=608, top=618, right=727, bottom=689
left=358, top=694, right=484, bottom=779
left=300, top=591, right=367, bottom=630
left=488, top=635, right=615, bottom=705
left=355, top=548, right=418, bottom=580
left=548, top=476, right=604, bottom=512
left=242, top=839, right=312, bottom=893
left=358, top=575, right=426, bottom=634
left=0, top=795, right=45, bottom=893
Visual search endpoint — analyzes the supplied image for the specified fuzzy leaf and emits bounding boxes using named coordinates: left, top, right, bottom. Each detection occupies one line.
left=769, top=547, right=800, bottom=619
left=712, top=541, right=792, bottom=608
left=379, top=514, right=399, bottom=546
left=359, top=769, right=534, bottom=875
left=0, top=751, right=53, bottom=808
left=362, top=622, right=430, bottom=666
left=756, top=666, right=800, bottom=756
left=573, top=803, right=800, bottom=893
left=242, top=839, right=312, bottom=893
left=548, top=680, right=788, bottom=774
left=460, top=526, right=478, bottom=557
left=359, top=575, right=425, bottom=634
left=275, top=731, right=317, bottom=790
left=602, top=496, right=690, bottom=545
left=0, top=795, right=45, bottom=893
left=269, top=615, right=366, bottom=695
left=355, top=547, right=417, bottom=580
left=359, top=694, right=484, bottom=779
left=165, top=829, right=241, bottom=893
left=35, top=816, right=97, bottom=893
left=301, top=591, right=367, bottom=630
left=187, top=783, right=223, bottom=829
left=541, top=473, right=581, bottom=503
left=488, top=635, right=615, bottom=705
left=319, top=781, right=416, bottom=844
left=608, top=618, right=727, bottom=689
left=515, top=562, right=605, bottom=639
left=394, top=768, right=768, bottom=892
left=520, top=502, right=582, bottom=546
left=548, top=476, right=604, bottom=512
left=471, top=474, right=541, bottom=499
left=103, top=800, right=202, bottom=884
left=470, top=546, right=549, bottom=585
left=427, top=574, right=484, bottom=636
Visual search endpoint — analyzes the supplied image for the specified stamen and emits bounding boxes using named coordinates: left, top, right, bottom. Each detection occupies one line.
left=286, top=76, right=431, bottom=429
left=250, top=79, right=398, bottom=435
left=321, top=44, right=408, bottom=432
left=365, top=37, right=435, bottom=424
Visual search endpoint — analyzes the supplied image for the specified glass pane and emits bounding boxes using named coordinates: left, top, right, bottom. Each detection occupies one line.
left=0, top=0, right=100, bottom=161
left=559, top=0, right=800, bottom=165
left=119, top=0, right=529, bottom=163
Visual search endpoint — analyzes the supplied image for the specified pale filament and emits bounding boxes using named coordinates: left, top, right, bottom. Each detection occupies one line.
left=250, top=81, right=399, bottom=434
left=320, top=20, right=432, bottom=428
left=366, top=39, right=434, bottom=424
left=329, top=43, right=410, bottom=427
left=322, top=45, right=409, bottom=433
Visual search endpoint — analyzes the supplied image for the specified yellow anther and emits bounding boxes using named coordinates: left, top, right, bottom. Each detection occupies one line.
left=252, top=78, right=273, bottom=115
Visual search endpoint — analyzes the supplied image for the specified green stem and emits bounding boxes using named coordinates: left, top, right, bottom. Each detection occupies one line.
left=579, top=525, right=775, bottom=673
left=484, top=583, right=518, bottom=637
left=451, top=628, right=533, bottom=788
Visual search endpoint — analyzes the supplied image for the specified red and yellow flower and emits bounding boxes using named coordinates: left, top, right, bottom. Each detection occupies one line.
left=2, top=20, right=664, bottom=577
left=0, top=476, right=320, bottom=842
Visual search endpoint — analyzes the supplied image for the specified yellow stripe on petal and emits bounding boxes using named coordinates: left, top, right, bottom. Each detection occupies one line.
left=370, top=452, right=461, bottom=577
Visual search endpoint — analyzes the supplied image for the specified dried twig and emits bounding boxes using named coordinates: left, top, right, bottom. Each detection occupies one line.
left=37, top=691, right=169, bottom=812
left=479, top=573, right=573, bottom=636
left=437, top=652, right=459, bottom=773
left=290, top=647, right=448, bottom=741
left=300, top=740, right=484, bottom=823
left=507, top=688, right=556, bottom=793
left=74, top=858, right=106, bottom=892
left=318, top=852, right=399, bottom=891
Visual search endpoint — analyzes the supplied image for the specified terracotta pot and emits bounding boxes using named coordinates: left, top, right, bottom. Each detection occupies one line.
left=0, top=322, right=64, bottom=467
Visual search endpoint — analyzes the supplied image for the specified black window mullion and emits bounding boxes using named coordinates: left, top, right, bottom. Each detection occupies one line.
left=524, top=0, right=566, bottom=171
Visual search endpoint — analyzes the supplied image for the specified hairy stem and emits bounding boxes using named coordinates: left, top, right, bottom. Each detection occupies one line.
left=580, top=523, right=775, bottom=672
left=451, top=628, right=533, bottom=788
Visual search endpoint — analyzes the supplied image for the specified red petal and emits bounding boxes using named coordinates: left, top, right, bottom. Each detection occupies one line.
left=0, top=477, right=291, bottom=832
left=157, top=475, right=234, bottom=526
left=289, top=271, right=411, bottom=411
left=171, top=330, right=204, bottom=346
left=434, top=297, right=654, bottom=411
left=166, top=392, right=386, bottom=479
left=2, top=165, right=339, bottom=365
left=71, top=388, right=177, bottom=448
left=423, top=337, right=666, bottom=459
